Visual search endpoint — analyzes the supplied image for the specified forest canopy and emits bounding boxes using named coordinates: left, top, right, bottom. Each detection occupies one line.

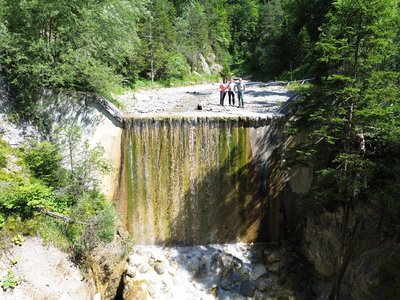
left=0, top=0, right=340, bottom=105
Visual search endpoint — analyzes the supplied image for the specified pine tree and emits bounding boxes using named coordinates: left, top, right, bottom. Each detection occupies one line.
left=287, top=0, right=400, bottom=298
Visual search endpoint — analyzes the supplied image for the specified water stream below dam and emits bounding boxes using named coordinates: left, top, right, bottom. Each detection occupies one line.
left=115, top=82, right=300, bottom=299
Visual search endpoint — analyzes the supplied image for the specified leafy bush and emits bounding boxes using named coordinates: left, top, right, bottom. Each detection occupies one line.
left=68, top=191, right=116, bottom=250
left=0, top=152, right=6, bottom=169
left=164, top=54, right=191, bottom=78
left=24, top=141, right=67, bottom=188
left=0, top=139, right=10, bottom=169
left=0, top=182, right=55, bottom=217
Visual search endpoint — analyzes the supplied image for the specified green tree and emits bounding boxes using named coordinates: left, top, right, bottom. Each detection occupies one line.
left=227, top=0, right=259, bottom=62
left=176, top=0, right=210, bottom=68
left=1, top=0, right=146, bottom=117
left=138, top=0, right=177, bottom=81
left=287, top=0, right=400, bottom=298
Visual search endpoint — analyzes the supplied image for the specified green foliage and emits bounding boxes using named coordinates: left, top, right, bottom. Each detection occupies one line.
left=0, top=182, right=55, bottom=217
left=1, top=0, right=146, bottom=117
left=0, top=152, right=6, bottom=169
left=11, top=234, right=25, bottom=246
left=285, top=1, right=400, bottom=297
left=164, top=54, right=191, bottom=79
left=1, top=269, right=20, bottom=291
left=24, top=141, right=67, bottom=188
left=66, top=191, right=116, bottom=252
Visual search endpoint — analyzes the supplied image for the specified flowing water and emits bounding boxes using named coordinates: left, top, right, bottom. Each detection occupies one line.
left=117, top=116, right=284, bottom=245
left=116, top=114, right=289, bottom=299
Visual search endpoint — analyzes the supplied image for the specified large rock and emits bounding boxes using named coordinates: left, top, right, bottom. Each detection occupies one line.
left=123, top=279, right=149, bottom=300
left=302, top=212, right=341, bottom=277
left=250, top=264, right=267, bottom=280
left=239, top=280, right=256, bottom=297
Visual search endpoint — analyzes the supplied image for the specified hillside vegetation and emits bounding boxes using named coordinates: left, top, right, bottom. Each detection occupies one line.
left=0, top=0, right=400, bottom=299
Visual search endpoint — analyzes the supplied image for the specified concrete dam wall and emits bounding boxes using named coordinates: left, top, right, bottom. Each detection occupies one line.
left=116, top=115, right=285, bottom=245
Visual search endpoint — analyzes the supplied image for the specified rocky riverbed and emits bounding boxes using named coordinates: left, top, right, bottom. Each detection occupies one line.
left=122, top=243, right=300, bottom=300
left=117, top=81, right=293, bottom=118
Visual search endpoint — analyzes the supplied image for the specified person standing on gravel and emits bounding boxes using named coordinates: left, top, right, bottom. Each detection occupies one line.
left=228, top=78, right=236, bottom=106
left=219, top=78, right=228, bottom=106
left=235, top=78, right=246, bottom=108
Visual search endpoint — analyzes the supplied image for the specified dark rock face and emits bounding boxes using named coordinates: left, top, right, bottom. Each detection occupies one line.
left=239, top=280, right=256, bottom=297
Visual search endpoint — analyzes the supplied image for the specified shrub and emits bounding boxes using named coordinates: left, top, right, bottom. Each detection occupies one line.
left=0, top=182, right=55, bottom=217
left=24, top=141, right=67, bottom=188
left=164, top=54, right=191, bottom=79
left=1, top=270, right=20, bottom=291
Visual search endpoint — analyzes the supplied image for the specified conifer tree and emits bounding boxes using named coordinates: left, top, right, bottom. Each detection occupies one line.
left=287, top=0, right=400, bottom=298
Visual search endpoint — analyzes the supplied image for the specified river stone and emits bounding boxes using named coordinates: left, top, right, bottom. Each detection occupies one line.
left=123, top=279, right=148, bottom=300
left=126, top=265, right=137, bottom=278
left=219, top=278, right=230, bottom=290
left=226, top=269, right=241, bottom=282
left=168, top=266, right=176, bottom=275
left=151, top=250, right=166, bottom=262
left=232, top=257, right=243, bottom=270
left=148, top=256, right=155, bottom=266
left=256, top=277, right=272, bottom=292
left=268, top=262, right=280, bottom=274
left=239, top=280, right=256, bottom=297
left=220, top=253, right=233, bottom=268
left=139, top=263, right=150, bottom=273
left=218, top=291, right=246, bottom=300
left=210, top=253, right=222, bottom=275
left=154, top=262, right=166, bottom=275
left=129, top=254, right=144, bottom=266
left=266, top=251, right=280, bottom=263
left=250, top=264, right=267, bottom=280
left=146, top=282, right=156, bottom=297
left=135, top=248, right=147, bottom=256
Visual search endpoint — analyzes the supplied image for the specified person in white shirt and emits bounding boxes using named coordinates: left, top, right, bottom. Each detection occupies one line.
left=228, top=78, right=236, bottom=106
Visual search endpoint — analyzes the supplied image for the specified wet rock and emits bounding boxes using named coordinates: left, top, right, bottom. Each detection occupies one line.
left=256, top=277, right=272, bottom=292
left=248, top=250, right=264, bottom=263
left=268, top=262, right=280, bottom=274
left=254, top=289, right=265, bottom=300
left=239, top=263, right=252, bottom=278
left=266, top=251, right=281, bottom=263
left=123, top=279, right=148, bottom=300
left=154, top=262, right=166, bottom=275
left=232, top=257, right=243, bottom=270
left=148, top=256, right=155, bottom=266
left=126, top=265, right=136, bottom=278
left=188, top=256, right=201, bottom=275
left=168, top=266, right=176, bottom=275
left=139, top=263, right=150, bottom=273
left=210, top=253, right=223, bottom=275
left=226, top=269, right=241, bottom=282
left=135, top=248, right=147, bottom=256
left=129, top=254, right=144, bottom=266
left=220, top=253, right=233, bottom=268
left=146, top=282, right=156, bottom=297
left=218, top=290, right=246, bottom=300
left=250, top=264, right=267, bottom=280
left=219, top=278, right=231, bottom=290
left=151, top=250, right=166, bottom=262
left=239, top=280, right=256, bottom=297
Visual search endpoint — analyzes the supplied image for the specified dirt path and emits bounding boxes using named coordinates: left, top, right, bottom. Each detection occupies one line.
left=0, top=237, right=93, bottom=300
left=117, top=80, right=293, bottom=118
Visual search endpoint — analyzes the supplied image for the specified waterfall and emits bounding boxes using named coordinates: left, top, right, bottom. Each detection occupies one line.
left=117, top=116, right=284, bottom=245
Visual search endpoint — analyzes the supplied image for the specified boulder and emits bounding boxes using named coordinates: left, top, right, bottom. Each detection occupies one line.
left=250, top=264, right=267, bottom=280
left=154, top=262, right=166, bottom=275
left=239, top=280, right=256, bottom=297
